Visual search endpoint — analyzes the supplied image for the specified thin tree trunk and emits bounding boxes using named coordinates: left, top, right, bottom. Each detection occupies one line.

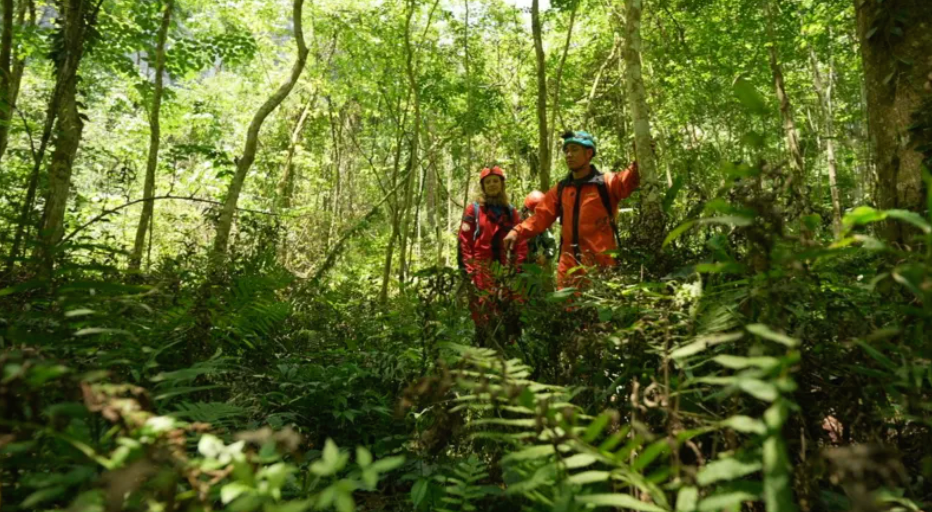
left=37, top=0, right=95, bottom=271
left=397, top=0, right=439, bottom=287
left=547, top=2, right=578, bottom=173
left=855, top=0, right=931, bottom=243
left=129, top=0, right=173, bottom=271
left=810, top=45, right=842, bottom=233
left=624, top=0, right=664, bottom=248
left=765, top=0, right=806, bottom=212
left=397, top=0, right=422, bottom=289
left=0, top=0, right=15, bottom=161
left=210, top=0, right=308, bottom=266
left=379, top=93, right=410, bottom=304
left=613, top=31, right=629, bottom=161
left=584, top=39, right=618, bottom=126
left=531, top=0, right=550, bottom=190
left=276, top=92, right=316, bottom=210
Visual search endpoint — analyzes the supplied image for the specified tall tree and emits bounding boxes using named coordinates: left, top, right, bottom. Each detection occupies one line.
left=0, top=0, right=17, bottom=162
left=531, top=0, right=550, bottom=190
left=128, top=0, right=173, bottom=271
left=765, top=0, right=807, bottom=213
left=210, top=0, right=308, bottom=265
left=624, top=0, right=663, bottom=248
left=547, top=1, right=578, bottom=174
left=855, top=0, right=932, bottom=242
left=37, top=0, right=97, bottom=269
left=397, top=0, right=440, bottom=288
left=810, top=46, right=842, bottom=233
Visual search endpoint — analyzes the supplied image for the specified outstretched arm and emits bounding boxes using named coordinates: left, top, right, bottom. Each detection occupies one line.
left=611, top=161, right=640, bottom=202
left=504, top=185, right=559, bottom=253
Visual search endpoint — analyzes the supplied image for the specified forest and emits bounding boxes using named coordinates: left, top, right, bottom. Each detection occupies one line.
left=1, top=0, right=931, bottom=510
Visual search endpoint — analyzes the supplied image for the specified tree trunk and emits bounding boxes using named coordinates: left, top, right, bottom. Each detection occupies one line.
left=276, top=92, right=316, bottom=211
left=0, top=0, right=14, bottom=161
left=855, top=0, right=931, bottom=243
left=210, top=0, right=308, bottom=266
left=38, top=0, right=94, bottom=270
left=0, top=0, right=28, bottom=163
left=624, top=0, right=664, bottom=248
left=548, top=2, right=578, bottom=173
left=379, top=93, right=410, bottom=304
left=810, top=46, right=843, bottom=233
left=397, top=0, right=439, bottom=287
left=531, top=0, right=550, bottom=190
left=766, top=0, right=807, bottom=213
left=129, top=0, right=173, bottom=271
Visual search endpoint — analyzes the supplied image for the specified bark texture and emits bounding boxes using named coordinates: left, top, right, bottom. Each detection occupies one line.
left=624, top=0, right=664, bottom=248
left=855, top=0, right=931, bottom=242
left=766, top=0, right=807, bottom=213
left=210, top=0, right=308, bottom=265
left=38, top=0, right=93, bottom=269
left=548, top=2, right=577, bottom=172
left=531, top=0, right=550, bottom=190
left=129, top=0, right=173, bottom=271
left=810, top=47, right=843, bottom=233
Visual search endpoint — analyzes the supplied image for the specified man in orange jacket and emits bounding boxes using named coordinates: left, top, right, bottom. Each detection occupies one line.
left=503, top=131, right=640, bottom=289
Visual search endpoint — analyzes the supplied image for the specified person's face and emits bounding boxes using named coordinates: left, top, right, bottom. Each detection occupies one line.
left=563, top=143, right=593, bottom=171
left=483, top=175, right=503, bottom=196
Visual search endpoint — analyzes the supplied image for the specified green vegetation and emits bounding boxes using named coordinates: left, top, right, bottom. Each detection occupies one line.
left=1, top=0, right=931, bottom=511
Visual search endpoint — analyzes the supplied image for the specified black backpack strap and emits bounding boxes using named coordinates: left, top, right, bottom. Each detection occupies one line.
left=472, top=201, right=481, bottom=240
left=593, top=174, right=623, bottom=251
left=555, top=177, right=570, bottom=257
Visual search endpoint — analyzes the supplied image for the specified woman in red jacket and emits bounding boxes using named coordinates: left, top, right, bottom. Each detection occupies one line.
left=458, top=166, right=528, bottom=345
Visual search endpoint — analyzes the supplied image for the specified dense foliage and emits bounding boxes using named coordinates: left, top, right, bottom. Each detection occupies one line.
left=1, top=0, right=931, bottom=511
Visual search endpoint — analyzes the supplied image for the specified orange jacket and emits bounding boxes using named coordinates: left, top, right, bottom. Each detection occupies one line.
left=511, top=163, right=639, bottom=288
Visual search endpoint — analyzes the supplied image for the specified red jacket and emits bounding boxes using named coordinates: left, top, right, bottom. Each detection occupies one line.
left=511, top=163, right=639, bottom=288
left=459, top=202, right=528, bottom=291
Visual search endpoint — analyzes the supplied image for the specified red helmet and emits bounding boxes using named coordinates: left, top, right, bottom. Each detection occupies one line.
left=479, top=166, right=506, bottom=182
left=524, top=190, right=545, bottom=211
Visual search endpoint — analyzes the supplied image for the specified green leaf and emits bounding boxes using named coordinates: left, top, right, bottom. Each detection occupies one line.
left=676, top=486, right=699, bottom=512
left=842, top=206, right=886, bottom=233
left=719, top=416, right=767, bottom=435
left=356, top=446, right=372, bottom=468
left=700, top=215, right=753, bottom=227
left=697, top=490, right=760, bottom=511
left=576, top=493, right=667, bottom=512
left=22, top=487, right=66, bottom=508
left=663, top=220, right=696, bottom=249
left=733, top=77, right=767, bottom=115
left=503, top=444, right=556, bottom=462
left=663, top=176, right=684, bottom=214
left=562, top=453, right=598, bottom=469
left=697, top=458, right=762, bottom=486
left=854, top=340, right=897, bottom=371
left=567, top=471, right=611, bottom=485
left=763, top=435, right=796, bottom=512
left=411, top=479, right=430, bottom=507
left=670, top=332, right=743, bottom=359
left=221, top=482, right=252, bottom=504
left=369, top=455, right=405, bottom=474
left=737, top=378, right=780, bottom=402
left=311, top=439, right=348, bottom=477
left=885, top=210, right=931, bottom=234
left=712, top=355, right=780, bottom=370
left=632, top=439, right=670, bottom=471
left=746, top=324, right=799, bottom=347
left=582, top=411, right=614, bottom=443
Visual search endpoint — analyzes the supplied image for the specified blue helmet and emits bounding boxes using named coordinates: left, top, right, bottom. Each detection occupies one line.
left=561, top=130, right=597, bottom=156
